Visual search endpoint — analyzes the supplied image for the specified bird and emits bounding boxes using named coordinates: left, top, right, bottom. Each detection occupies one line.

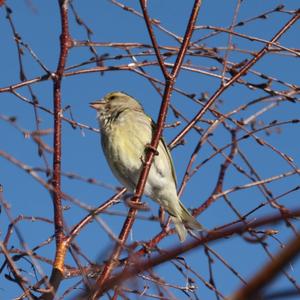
left=90, top=91, right=202, bottom=241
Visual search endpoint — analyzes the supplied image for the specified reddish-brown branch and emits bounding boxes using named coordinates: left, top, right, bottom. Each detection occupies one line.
left=170, top=1, right=202, bottom=77
left=139, top=0, right=169, bottom=79
left=52, top=0, right=69, bottom=255
left=52, top=0, right=71, bottom=251
left=41, top=1, right=72, bottom=299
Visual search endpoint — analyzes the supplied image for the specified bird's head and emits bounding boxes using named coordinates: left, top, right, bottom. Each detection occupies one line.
left=90, top=91, right=142, bottom=113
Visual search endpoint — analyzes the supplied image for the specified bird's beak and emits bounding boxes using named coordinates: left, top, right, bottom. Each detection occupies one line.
left=90, top=100, right=105, bottom=110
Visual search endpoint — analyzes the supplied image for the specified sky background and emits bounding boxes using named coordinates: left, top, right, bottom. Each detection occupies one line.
left=0, top=1, right=300, bottom=299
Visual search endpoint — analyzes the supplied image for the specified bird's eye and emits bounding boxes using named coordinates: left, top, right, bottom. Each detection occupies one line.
left=109, top=95, right=116, bottom=100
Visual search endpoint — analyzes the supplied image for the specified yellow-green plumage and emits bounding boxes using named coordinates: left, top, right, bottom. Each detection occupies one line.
left=90, top=91, right=202, bottom=242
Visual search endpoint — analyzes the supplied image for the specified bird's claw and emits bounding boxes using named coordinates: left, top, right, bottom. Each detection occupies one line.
left=125, top=199, right=150, bottom=211
left=145, top=144, right=159, bottom=156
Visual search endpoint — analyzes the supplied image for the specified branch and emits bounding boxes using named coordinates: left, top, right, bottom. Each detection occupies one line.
left=41, top=1, right=72, bottom=299
left=83, top=207, right=300, bottom=297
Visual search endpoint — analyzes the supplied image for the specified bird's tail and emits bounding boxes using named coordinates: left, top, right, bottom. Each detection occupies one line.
left=171, top=201, right=202, bottom=242
left=171, top=216, right=188, bottom=242
left=179, top=201, right=203, bottom=231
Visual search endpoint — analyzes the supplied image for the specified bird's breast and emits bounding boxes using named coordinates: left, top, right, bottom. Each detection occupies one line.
left=101, top=113, right=152, bottom=185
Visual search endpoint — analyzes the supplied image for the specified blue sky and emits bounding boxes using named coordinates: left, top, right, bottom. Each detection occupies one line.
left=0, top=1, right=300, bottom=299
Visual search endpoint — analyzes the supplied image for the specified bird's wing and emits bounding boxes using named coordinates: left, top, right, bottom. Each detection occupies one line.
left=150, top=119, right=178, bottom=188
left=160, top=136, right=178, bottom=187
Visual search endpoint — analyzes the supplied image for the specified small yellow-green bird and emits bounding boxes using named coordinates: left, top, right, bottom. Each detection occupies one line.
left=90, top=91, right=202, bottom=241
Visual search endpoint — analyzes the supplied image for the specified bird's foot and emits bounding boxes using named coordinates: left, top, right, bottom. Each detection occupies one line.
left=125, top=198, right=150, bottom=211
left=145, top=144, right=159, bottom=156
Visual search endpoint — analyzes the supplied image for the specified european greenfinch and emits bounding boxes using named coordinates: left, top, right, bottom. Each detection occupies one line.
left=90, top=91, right=202, bottom=241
